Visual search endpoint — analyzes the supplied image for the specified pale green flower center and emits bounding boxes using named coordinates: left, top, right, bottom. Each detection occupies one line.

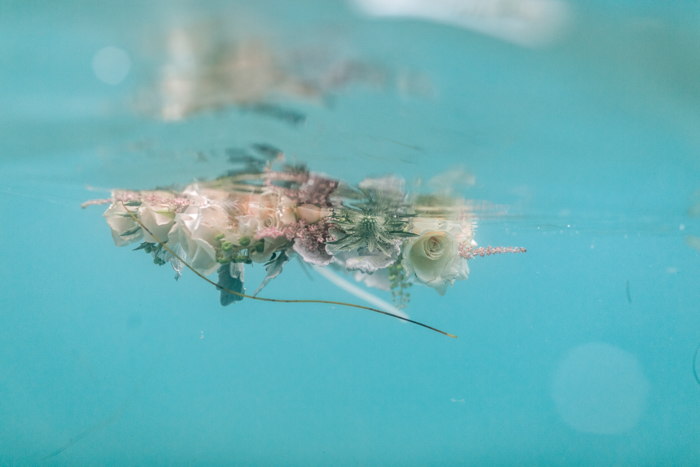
left=422, top=235, right=446, bottom=260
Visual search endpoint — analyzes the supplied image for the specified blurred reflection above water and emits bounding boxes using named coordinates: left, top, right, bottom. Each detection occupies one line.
left=352, top=0, right=571, bottom=47
left=138, top=23, right=434, bottom=122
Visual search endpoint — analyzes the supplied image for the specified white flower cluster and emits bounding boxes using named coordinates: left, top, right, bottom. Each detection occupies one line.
left=104, top=186, right=311, bottom=276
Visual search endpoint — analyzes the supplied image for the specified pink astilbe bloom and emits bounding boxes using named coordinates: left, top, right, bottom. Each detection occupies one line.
left=296, top=175, right=339, bottom=206
left=107, top=190, right=199, bottom=210
left=283, top=220, right=334, bottom=266
left=81, top=198, right=113, bottom=209
left=255, top=227, right=286, bottom=240
left=459, top=244, right=527, bottom=260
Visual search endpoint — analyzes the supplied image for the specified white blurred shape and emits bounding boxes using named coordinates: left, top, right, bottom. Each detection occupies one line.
left=352, top=0, right=571, bottom=47
left=313, top=266, right=409, bottom=320
left=160, top=28, right=197, bottom=120
left=552, top=342, right=649, bottom=435
left=92, top=46, right=131, bottom=85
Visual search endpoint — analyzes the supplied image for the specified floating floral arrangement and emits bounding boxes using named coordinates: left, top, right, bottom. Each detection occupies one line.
left=85, top=160, right=525, bottom=337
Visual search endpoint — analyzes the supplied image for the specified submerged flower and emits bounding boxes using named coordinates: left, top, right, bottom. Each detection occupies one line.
left=140, top=206, right=176, bottom=244
left=334, top=243, right=399, bottom=274
left=327, top=206, right=416, bottom=255
left=103, top=191, right=179, bottom=246
left=287, top=220, right=334, bottom=266
left=103, top=202, right=143, bottom=247
left=168, top=205, right=231, bottom=276
left=402, top=230, right=468, bottom=296
left=327, top=175, right=417, bottom=255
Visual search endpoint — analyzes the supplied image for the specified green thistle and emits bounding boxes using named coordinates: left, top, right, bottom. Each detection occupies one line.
left=327, top=185, right=418, bottom=255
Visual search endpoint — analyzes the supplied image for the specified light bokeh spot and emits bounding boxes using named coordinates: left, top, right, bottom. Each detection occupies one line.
left=552, top=342, right=649, bottom=435
left=92, top=46, right=131, bottom=85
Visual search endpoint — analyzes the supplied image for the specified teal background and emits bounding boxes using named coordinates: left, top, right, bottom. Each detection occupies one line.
left=2, top=0, right=700, bottom=464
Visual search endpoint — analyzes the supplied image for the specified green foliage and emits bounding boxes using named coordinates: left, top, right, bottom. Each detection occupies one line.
left=388, top=262, right=412, bottom=309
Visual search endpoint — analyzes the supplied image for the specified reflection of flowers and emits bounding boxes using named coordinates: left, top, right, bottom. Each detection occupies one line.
left=402, top=230, right=468, bottom=296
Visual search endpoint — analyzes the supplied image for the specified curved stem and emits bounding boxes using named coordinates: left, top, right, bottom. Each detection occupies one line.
left=121, top=202, right=456, bottom=338
left=694, top=341, right=700, bottom=387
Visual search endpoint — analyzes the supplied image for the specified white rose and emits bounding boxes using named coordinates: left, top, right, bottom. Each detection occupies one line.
left=192, top=205, right=231, bottom=245
left=236, top=215, right=258, bottom=238
left=140, top=205, right=175, bottom=244
left=103, top=202, right=143, bottom=247
left=168, top=206, right=230, bottom=276
left=257, top=208, right=280, bottom=231
left=402, top=230, right=468, bottom=296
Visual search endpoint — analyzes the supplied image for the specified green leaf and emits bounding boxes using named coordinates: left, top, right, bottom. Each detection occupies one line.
left=253, top=251, right=290, bottom=296
left=388, top=231, right=418, bottom=237
left=217, top=265, right=245, bottom=306
left=120, top=226, right=142, bottom=237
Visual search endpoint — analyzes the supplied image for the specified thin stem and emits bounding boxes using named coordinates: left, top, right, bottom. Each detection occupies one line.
left=694, top=341, right=700, bottom=387
left=121, top=202, right=456, bottom=338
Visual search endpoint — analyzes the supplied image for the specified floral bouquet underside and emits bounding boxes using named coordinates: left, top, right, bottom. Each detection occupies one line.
left=85, top=165, right=525, bottom=338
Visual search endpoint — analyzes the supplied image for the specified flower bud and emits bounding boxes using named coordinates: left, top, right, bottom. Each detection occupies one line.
left=297, top=204, right=321, bottom=223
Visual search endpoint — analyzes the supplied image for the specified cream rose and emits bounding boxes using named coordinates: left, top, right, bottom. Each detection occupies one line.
left=402, top=230, right=468, bottom=296
left=140, top=205, right=175, bottom=244
left=103, top=202, right=143, bottom=247
left=168, top=205, right=230, bottom=276
left=257, top=208, right=281, bottom=230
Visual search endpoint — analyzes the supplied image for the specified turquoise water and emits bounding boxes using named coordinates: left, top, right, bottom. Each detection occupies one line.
left=2, top=1, right=700, bottom=465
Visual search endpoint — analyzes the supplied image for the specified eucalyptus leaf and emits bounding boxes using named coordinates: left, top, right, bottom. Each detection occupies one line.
left=388, top=231, right=418, bottom=237
left=253, top=250, right=289, bottom=296
left=217, top=265, right=245, bottom=306
left=171, top=244, right=185, bottom=281
left=120, top=226, right=142, bottom=238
